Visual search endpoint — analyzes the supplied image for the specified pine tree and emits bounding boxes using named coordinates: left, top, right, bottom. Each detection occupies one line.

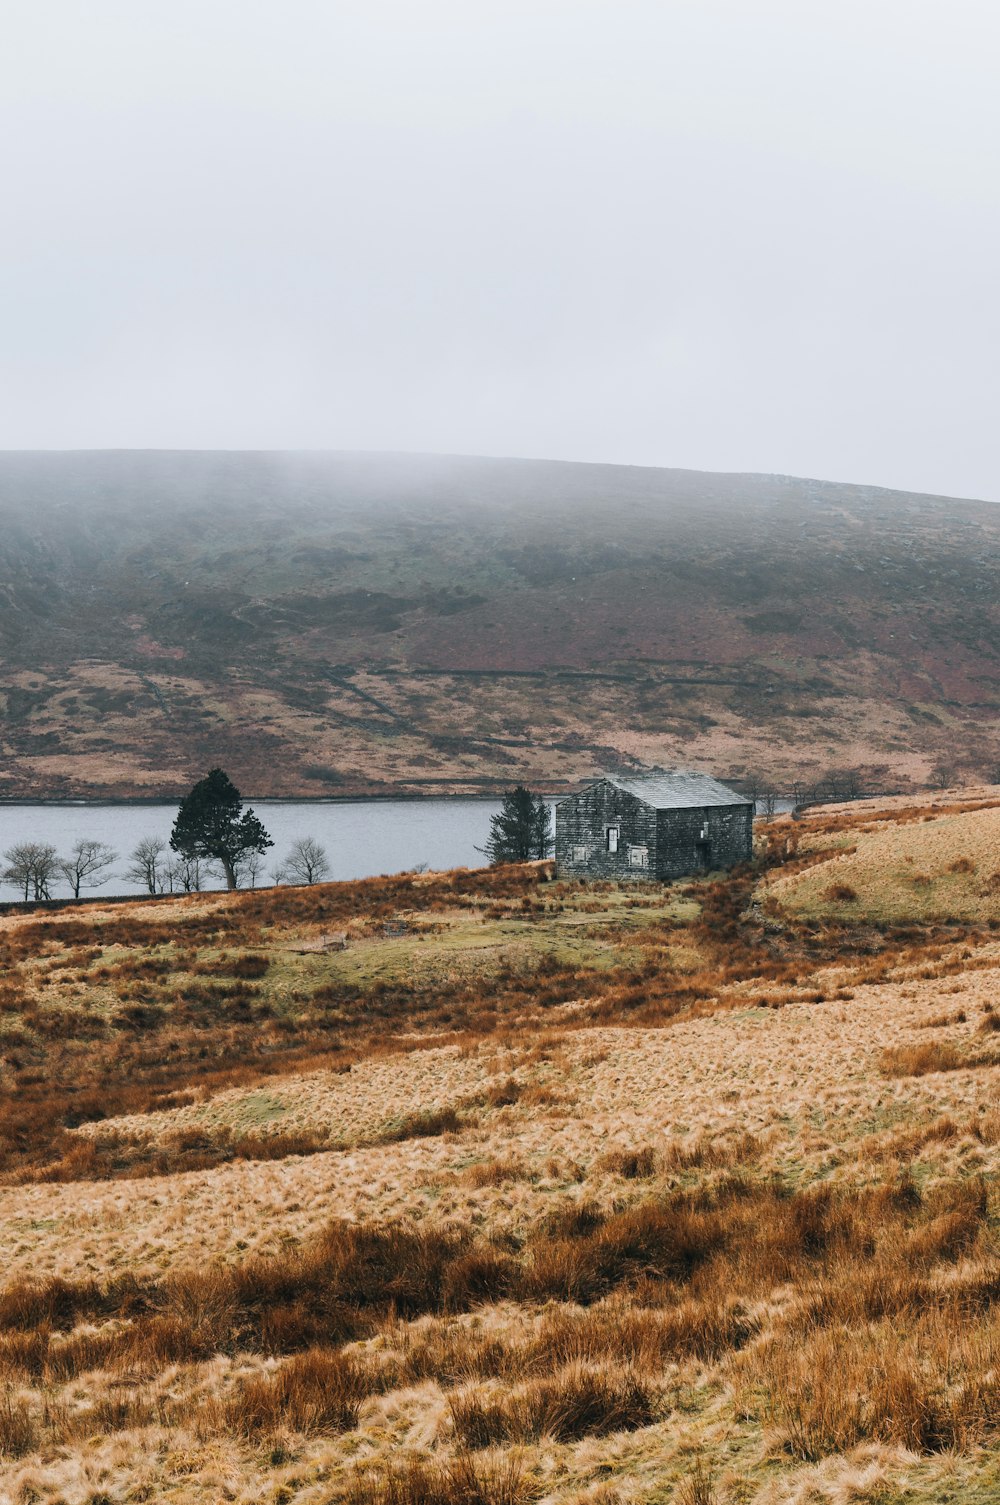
left=170, top=768, right=273, bottom=890
left=482, top=786, right=553, bottom=864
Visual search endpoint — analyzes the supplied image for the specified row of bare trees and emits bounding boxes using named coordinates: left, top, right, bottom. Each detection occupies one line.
left=1, top=834, right=332, bottom=901
left=1, top=839, right=118, bottom=901
left=126, top=835, right=331, bottom=894
left=737, top=769, right=870, bottom=811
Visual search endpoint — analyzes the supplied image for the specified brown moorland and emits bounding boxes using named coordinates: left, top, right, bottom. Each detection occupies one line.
left=1, top=452, right=1000, bottom=798
left=3, top=794, right=1000, bottom=1500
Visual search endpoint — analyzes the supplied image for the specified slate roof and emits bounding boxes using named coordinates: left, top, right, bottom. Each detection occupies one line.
left=559, top=770, right=751, bottom=810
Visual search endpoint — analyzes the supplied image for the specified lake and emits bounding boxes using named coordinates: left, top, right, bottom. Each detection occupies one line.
left=0, top=799, right=549, bottom=899
left=0, top=794, right=790, bottom=901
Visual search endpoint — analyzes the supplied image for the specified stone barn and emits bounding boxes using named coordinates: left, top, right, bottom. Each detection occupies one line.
left=555, top=771, right=753, bottom=881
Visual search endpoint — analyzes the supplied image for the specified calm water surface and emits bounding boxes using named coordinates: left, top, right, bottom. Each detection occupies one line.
left=0, top=799, right=551, bottom=899
left=0, top=795, right=787, bottom=901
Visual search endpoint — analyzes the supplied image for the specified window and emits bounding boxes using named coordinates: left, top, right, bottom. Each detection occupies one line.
left=606, top=826, right=620, bottom=853
left=572, top=844, right=590, bottom=863
left=628, top=845, right=648, bottom=869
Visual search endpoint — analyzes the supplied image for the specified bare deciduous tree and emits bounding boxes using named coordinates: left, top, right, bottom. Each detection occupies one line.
left=275, top=836, right=331, bottom=886
left=3, top=842, right=59, bottom=901
left=236, top=848, right=268, bottom=889
left=58, top=839, right=117, bottom=899
left=163, top=854, right=206, bottom=893
left=758, top=785, right=778, bottom=820
left=126, top=836, right=167, bottom=895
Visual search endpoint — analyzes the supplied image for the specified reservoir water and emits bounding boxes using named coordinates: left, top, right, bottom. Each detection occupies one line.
left=0, top=799, right=552, bottom=900
left=0, top=794, right=790, bottom=902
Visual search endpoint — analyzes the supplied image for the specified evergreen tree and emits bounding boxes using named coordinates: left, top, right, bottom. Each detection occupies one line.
left=483, top=786, right=553, bottom=864
left=170, top=768, right=272, bottom=890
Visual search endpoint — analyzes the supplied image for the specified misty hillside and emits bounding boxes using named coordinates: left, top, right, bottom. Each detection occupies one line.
left=0, top=449, right=997, bottom=799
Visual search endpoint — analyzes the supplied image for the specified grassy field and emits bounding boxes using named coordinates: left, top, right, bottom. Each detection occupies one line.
left=3, top=798, right=1000, bottom=1501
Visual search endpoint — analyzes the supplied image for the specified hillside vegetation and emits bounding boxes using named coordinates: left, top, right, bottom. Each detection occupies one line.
left=3, top=794, right=1000, bottom=1500
left=1, top=451, right=999, bottom=796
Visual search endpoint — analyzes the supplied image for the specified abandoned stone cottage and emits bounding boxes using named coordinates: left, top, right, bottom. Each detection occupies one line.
left=555, top=771, right=753, bottom=881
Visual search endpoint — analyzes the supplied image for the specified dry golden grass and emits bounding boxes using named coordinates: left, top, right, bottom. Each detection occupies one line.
left=4, top=805, right=1000, bottom=1502
left=766, top=799, right=1000, bottom=921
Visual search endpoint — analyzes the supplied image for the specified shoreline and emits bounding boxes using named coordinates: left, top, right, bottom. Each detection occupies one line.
left=0, top=790, right=559, bottom=808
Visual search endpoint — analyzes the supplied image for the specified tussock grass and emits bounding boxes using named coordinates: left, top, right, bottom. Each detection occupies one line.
left=0, top=1389, right=36, bottom=1459
left=340, top=1454, right=539, bottom=1505
left=879, top=1040, right=997, bottom=1077
left=448, top=1365, right=657, bottom=1445
left=376, top=1107, right=464, bottom=1144
left=216, top=1348, right=368, bottom=1438
left=742, top=1312, right=1000, bottom=1459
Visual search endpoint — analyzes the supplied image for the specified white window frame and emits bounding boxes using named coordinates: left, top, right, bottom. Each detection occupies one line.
left=606, top=825, right=620, bottom=853
left=628, top=844, right=648, bottom=869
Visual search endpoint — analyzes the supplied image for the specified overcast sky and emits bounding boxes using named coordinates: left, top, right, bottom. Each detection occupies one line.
left=1, top=1, right=998, bottom=498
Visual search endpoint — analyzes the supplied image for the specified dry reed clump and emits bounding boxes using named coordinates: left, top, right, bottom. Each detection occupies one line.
left=337, top=1453, right=539, bottom=1505
left=30, top=1123, right=333, bottom=1183
left=860, top=1110, right=1000, bottom=1161
left=878, top=1040, right=997, bottom=1077
left=521, top=1196, right=730, bottom=1304
left=464, top=1157, right=530, bottom=1188
left=376, top=1107, right=465, bottom=1144
left=741, top=1310, right=1000, bottom=1460
left=214, top=1347, right=369, bottom=1438
left=389, top=1292, right=758, bottom=1390
left=660, top=1132, right=762, bottom=1172
left=0, top=1389, right=36, bottom=1459
left=486, top=1077, right=523, bottom=1108
left=595, top=1146, right=658, bottom=1179
left=673, top=1461, right=721, bottom=1505
left=447, top=1364, right=657, bottom=1446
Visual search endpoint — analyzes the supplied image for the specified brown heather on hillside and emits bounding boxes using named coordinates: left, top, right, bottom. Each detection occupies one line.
left=5, top=794, right=1000, bottom=1499
left=1, top=452, right=1000, bottom=797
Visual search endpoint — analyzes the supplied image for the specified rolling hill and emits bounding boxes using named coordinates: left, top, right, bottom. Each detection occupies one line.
left=0, top=449, right=998, bottom=797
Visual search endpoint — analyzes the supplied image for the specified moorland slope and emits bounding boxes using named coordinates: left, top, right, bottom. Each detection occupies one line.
left=3, top=792, right=1000, bottom=1500
left=1, top=450, right=999, bottom=796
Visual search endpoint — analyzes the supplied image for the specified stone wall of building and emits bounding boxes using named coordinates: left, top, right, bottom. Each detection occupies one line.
left=556, top=780, right=753, bottom=881
left=655, top=802, right=753, bottom=878
left=554, top=782, right=659, bottom=880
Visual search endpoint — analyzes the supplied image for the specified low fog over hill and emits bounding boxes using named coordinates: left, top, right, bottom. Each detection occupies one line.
left=0, top=450, right=997, bottom=799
